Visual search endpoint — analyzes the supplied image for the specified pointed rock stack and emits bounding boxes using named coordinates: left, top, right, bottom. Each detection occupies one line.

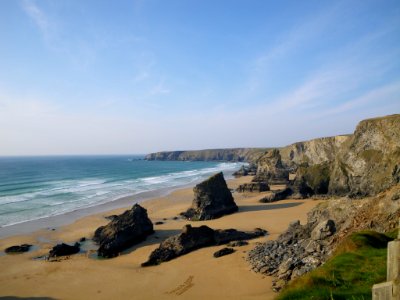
left=181, top=172, right=238, bottom=221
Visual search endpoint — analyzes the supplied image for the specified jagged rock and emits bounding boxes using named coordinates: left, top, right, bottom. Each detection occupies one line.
left=252, top=149, right=289, bottom=184
left=48, top=243, right=80, bottom=258
left=259, top=188, right=293, bottom=203
left=237, top=182, right=270, bottom=193
left=93, top=204, right=154, bottom=258
left=181, top=172, right=238, bottom=220
left=311, top=220, right=336, bottom=240
left=233, top=164, right=257, bottom=177
left=142, top=225, right=266, bottom=266
left=213, top=247, right=235, bottom=258
left=5, top=244, right=32, bottom=254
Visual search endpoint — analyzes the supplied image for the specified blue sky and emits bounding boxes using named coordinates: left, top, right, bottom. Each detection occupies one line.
left=0, top=0, right=399, bottom=155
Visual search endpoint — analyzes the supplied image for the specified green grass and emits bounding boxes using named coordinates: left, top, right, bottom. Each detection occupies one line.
left=276, top=230, right=396, bottom=300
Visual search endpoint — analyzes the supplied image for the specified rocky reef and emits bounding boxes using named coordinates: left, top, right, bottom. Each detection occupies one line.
left=142, top=224, right=266, bottom=266
left=94, top=204, right=154, bottom=258
left=181, top=172, right=238, bottom=220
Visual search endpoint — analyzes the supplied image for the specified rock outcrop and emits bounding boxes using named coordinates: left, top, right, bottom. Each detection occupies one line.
left=233, top=164, right=257, bottom=177
left=142, top=225, right=266, bottom=266
left=5, top=244, right=32, bottom=254
left=145, top=148, right=268, bottom=163
left=252, top=149, right=289, bottom=184
left=253, top=114, right=400, bottom=198
left=48, top=243, right=80, bottom=258
left=181, top=172, right=238, bottom=220
left=213, top=247, right=235, bottom=258
left=329, top=114, right=400, bottom=196
left=237, top=182, right=270, bottom=193
left=248, top=183, right=400, bottom=291
left=94, top=204, right=154, bottom=258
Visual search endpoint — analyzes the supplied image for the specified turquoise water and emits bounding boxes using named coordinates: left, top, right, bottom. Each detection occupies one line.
left=0, top=156, right=241, bottom=227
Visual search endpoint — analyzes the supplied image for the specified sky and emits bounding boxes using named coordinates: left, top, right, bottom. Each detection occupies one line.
left=0, top=0, right=399, bottom=155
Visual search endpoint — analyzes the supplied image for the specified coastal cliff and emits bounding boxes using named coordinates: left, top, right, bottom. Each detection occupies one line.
left=145, top=148, right=268, bottom=163
left=255, top=114, right=400, bottom=197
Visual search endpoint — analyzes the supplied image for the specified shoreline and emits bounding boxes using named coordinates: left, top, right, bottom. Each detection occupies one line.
left=0, top=168, right=238, bottom=239
left=0, top=175, right=322, bottom=299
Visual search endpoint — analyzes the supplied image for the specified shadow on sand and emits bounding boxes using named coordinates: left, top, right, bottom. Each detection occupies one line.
left=238, top=201, right=304, bottom=213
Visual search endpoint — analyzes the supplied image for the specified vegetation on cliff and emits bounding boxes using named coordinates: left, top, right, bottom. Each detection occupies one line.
left=277, top=230, right=396, bottom=300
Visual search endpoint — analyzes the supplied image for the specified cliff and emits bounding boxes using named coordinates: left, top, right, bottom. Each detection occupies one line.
left=255, top=114, right=400, bottom=197
left=145, top=148, right=268, bottom=164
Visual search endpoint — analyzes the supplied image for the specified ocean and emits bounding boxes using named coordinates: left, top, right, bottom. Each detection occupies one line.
left=0, top=155, right=242, bottom=229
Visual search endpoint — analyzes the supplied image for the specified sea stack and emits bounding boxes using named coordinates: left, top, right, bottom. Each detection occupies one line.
left=93, top=204, right=154, bottom=258
left=181, top=172, right=238, bottom=220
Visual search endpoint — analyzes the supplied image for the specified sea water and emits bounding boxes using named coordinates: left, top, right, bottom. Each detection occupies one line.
left=0, top=155, right=242, bottom=228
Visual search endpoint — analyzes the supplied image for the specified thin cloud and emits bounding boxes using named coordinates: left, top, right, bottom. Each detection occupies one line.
left=20, top=0, right=50, bottom=38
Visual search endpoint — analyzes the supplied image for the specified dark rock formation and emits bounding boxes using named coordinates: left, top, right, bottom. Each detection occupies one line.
left=259, top=188, right=293, bottom=203
left=94, top=204, right=154, bottom=258
left=252, top=149, right=289, bottom=184
left=213, top=247, right=235, bottom=258
left=237, top=182, right=270, bottom=193
left=181, top=172, right=238, bottom=220
left=233, top=164, right=257, bottom=177
left=155, top=221, right=164, bottom=225
left=5, top=244, right=32, bottom=254
left=48, top=243, right=80, bottom=258
left=142, top=225, right=266, bottom=266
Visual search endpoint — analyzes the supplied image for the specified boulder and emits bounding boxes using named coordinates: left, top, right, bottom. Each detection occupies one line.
left=94, top=204, right=154, bottom=258
left=48, top=243, right=80, bottom=258
left=311, top=220, right=336, bottom=240
left=213, top=247, right=235, bottom=258
left=259, top=188, right=293, bottom=203
left=5, top=244, right=32, bottom=254
left=142, top=225, right=266, bottom=266
left=237, top=182, right=270, bottom=193
left=181, top=172, right=238, bottom=220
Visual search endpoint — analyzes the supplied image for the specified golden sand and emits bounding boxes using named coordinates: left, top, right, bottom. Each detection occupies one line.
left=0, top=177, right=321, bottom=299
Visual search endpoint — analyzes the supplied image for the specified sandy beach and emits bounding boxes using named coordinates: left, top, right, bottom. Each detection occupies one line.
left=0, top=176, right=322, bottom=300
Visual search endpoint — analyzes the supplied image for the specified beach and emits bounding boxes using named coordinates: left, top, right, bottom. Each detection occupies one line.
left=0, top=176, right=322, bottom=300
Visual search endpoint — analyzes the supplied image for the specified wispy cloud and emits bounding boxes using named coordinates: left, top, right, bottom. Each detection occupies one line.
left=20, top=0, right=51, bottom=39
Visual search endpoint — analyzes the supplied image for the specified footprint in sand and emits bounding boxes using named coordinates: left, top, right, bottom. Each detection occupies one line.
left=166, top=275, right=194, bottom=296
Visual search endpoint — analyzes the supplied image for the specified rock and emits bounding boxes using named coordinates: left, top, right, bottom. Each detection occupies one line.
left=48, top=243, right=80, bottom=258
left=142, top=225, right=267, bottom=266
left=392, top=193, right=400, bottom=201
left=328, top=114, right=400, bottom=196
left=233, top=164, right=257, bottom=177
left=237, top=182, right=270, bottom=193
left=311, top=220, right=336, bottom=240
left=105, top=214, right=118, bottom=221
left=252, top=149, right=290, bottom=184
left=93, top=204, right=154, bottom=258
left=227, top=240, right=249, bottom=247
left=155, top=221, right=164, bottom=225
left=259, top=188, right=293, bottom=203
left=5, top=244, right=32, bottom=254
left=213, top=247, right=235, bottom=258
left=79, top=237, right=86, bottom=242
left=181, top=172, right=238, bottom=220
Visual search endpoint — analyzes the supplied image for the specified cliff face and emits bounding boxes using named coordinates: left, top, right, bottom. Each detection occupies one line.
left=255, top=114, right=400, bottom=197
left=145, top=148, right=268, bottom=164
left=329, top=114, right=400, bottom=196
left=279, top=135, right=350, bottom=168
